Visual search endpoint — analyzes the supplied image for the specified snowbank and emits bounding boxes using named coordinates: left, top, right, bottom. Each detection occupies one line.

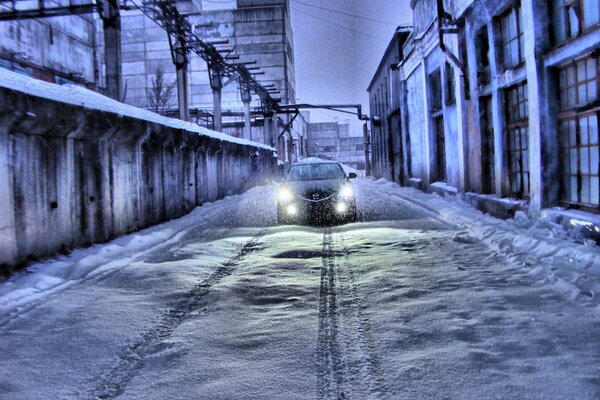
left=369, top=178, right=600, bottom=305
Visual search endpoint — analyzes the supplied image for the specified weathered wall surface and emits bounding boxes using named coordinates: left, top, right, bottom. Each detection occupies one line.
left=0, top=87, right=275, bottom=273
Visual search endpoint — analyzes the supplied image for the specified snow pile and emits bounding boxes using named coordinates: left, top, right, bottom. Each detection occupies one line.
left=367, top=178, right=600, bottom=305
left=0, top=68, right=275, bottom=151
left=0, top=184, right=278, bottom=320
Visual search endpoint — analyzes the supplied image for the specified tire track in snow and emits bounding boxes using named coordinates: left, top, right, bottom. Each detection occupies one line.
left=89, top=230, right=265, bottom=400
left=317, top=231, right=384, bottom=400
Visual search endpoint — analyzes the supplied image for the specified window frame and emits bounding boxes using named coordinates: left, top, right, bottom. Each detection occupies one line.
left=497, top=2, right=525, bottom=71
left=504, top=81, right=530, bottom=198
left=557, top=53, right=600, bottom=209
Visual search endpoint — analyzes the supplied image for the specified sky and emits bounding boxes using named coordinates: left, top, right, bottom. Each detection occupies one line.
left=289, top=0, right=412, bottom=134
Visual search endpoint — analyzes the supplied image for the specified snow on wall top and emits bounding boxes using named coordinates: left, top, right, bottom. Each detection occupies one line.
left=0, top=68, right=276, bottom=153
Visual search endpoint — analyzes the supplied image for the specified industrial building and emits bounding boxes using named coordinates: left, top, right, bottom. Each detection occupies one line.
left=369, top=0, right=600, bottom=227
left=0, top=0, right=302, bottom=162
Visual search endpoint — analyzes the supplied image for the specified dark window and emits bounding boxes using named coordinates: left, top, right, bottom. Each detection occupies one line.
left=480, top=96, right=496, bottom=193
left=475, top=26, right=490, bottom=86
left=429, top=69, right=443, bottom=112
left=445, top=62, right=456, bottom=105
left=552, top=0, right=600, bottom=44
left=504, top=82, right=530, bottom=197
left=458, top=30, right=470, bottom=99
left=434, top=116, right=446, bottom=182
left=558, top=53, right=600, bottom=207
left=498, top=3, right=525, bottom=70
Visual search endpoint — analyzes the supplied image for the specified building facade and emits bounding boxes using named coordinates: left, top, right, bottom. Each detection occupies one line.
left=368, top=27, right=412, bottom=183
left=370, top=0, right=600, bottom=221
left=306, top=121, right=366, bottom=172
left=0, top=5, right=99, bottom=90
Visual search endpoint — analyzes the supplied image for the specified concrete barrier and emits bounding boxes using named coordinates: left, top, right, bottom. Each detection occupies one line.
left=0, top=80, right=276, bottom=273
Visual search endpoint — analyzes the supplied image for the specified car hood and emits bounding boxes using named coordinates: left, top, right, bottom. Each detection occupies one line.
left=285, top=179, right=345, bottom=201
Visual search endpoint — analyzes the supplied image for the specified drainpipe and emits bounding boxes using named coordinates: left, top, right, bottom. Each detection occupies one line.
left=436, top=0, right=466, bottom=77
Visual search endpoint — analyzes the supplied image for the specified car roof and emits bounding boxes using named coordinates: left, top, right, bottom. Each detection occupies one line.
left=291, top=159, right=341, bottom=166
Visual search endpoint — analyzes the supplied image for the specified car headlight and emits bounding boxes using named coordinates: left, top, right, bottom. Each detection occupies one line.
left=339, top=184, right=354, bottom=199
left=277, top=187, right=293, bottom=202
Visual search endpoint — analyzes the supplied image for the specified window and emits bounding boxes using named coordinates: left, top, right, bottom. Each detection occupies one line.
left=504, top=82, right=530, bottom=197
left=552, top=0, right=600, bottom=44
left=476, top=26, right=490, bottom=86
left=429, top=69, right=442, bottom=112
left=480, top=96, right=496, bottom=193
left=445, top=62, right=456, bottom=105
left=498, top=3, right=524, bottom=70
left=559, top=55, right=598, bottom=109
left=558, top=53, right=600, bottom=207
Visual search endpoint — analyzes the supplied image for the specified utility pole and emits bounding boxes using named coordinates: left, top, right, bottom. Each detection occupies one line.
left=99, top=0, right=121, bottom=101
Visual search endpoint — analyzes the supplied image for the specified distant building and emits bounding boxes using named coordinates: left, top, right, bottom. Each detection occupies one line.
left=0, top=8, right=99, bottom=89
left=306, top=121, right=366, bottom=172
left=369, top=0, right=600, bottom=223
left=367, top=27, right=412, bottom=183
left=120, top=0, right=296, bottom=148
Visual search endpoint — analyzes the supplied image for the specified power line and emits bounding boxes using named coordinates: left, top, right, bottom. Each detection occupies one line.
left=292, top=0, right=399, bottom=26
left=291, top=6, right=388, bottom=42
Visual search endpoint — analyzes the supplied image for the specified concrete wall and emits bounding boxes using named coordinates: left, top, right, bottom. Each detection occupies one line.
left=0, top=86, right=275, bottom=273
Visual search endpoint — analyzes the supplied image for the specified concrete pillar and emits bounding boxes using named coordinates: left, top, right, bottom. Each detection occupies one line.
left=487, top=21, right=509, bottom=197
left=243, top=101, right=252, bottom=141
left=522, top=0, right=545, bottom=216
left=0, top=119, right=17, bottom=266
left=420, top=60, right=432, bottom=186
left=101, top=0, right=122, bottom=101
left=173, top=39, right=189, bottom=121
left=264, top=113, right=273, bottom=146
left=271, top=113, right=278, bottom=148
left=241, top=85, right=252, bottom=141
left=210, top=69, right=223, bottom=131
left=363, top=123, right=372, bottom=177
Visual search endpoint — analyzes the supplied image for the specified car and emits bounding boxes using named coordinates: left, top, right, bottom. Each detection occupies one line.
left=276, top=160, right=358, bottom=225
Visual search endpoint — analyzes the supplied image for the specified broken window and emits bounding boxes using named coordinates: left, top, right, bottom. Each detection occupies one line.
left=558, top=53, right=600, bottom=207
left=475, top=26, right=490, bottom=86
left=552, top=0, right=600, bottom=44
left=480, top=96, right=496, bottom=193
left=504, top=82, right=530, bottom=198
left=498, top=3, right=524, bottom=70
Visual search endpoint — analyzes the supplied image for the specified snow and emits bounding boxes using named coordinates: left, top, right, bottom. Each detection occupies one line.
left=430, top=181, right=458, bottom=193
left=0, top=68, right=275, bottom=152
left=370, top=178, right=600, bottom=304
left=1, top=178, right=600, bottom=399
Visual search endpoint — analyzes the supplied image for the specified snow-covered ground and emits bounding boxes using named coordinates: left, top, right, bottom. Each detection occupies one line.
left=0, top=178, right=599, bottom=399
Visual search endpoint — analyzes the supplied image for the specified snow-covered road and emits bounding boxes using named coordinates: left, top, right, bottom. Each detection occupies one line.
left=1, top=179, right=599, bottom=399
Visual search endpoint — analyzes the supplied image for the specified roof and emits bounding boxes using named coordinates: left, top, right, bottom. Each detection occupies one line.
left=367, top=26, right=412, bottom=92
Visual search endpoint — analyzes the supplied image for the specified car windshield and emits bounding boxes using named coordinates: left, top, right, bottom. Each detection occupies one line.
left=286, top=163, right=345, bottom=181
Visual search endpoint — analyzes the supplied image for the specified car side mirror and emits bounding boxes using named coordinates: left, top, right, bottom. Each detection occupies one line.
left=348, top=172, right=358, bottom=179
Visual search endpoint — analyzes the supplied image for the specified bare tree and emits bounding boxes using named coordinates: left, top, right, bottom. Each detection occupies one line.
left=146, top=67, right=175, bottom=113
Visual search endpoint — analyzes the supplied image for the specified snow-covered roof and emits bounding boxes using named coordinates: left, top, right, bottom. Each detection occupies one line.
left=0, top=68, right=275, bottom=152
